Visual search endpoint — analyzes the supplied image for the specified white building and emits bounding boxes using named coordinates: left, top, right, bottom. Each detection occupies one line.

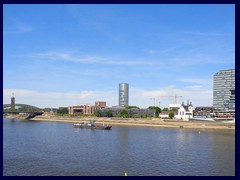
left=169, top=104, right=181, bottom=110
left=176, top=101, right=193, bottom=120
left=159, top=111, right=170, bottom=119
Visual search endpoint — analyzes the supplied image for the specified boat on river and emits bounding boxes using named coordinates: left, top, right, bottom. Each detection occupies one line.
left=211, top=114, right=235, bottom=122
left=190, top=116, right=214, bottom=122
left=73, top=120, right=112, bottom=130
left=213, top=116, right=235, bottom=122
left=190, top=115, right=235, bottom=123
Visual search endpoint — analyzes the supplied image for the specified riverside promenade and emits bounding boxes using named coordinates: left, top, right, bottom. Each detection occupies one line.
left=28, top=114, right=235, bottom=130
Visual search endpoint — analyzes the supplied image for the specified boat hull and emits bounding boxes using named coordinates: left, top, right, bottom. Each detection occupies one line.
left=73, top=123, right=112, bottom=130
left=190, top=117, right=214, bottom=121
left=213, top=118, right=235, bottom=122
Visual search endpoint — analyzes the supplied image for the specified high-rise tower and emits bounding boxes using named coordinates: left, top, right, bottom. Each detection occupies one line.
left=213, top=69, right=235, bottom=112
left=119, top=83, right=129, bottom=107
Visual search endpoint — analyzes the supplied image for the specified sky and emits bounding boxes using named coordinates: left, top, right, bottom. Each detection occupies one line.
left=3, top=4, right=235, bottom=109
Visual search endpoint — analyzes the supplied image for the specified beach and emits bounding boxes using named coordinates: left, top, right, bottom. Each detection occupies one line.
left=27, top=114, right=235, bottom=130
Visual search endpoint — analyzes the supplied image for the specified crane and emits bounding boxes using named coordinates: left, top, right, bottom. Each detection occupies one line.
left=158, top=95, right=182, bottom=104
left=150, top=98, right=157, bottom=106
left=150, top=95, right=182, bottom=106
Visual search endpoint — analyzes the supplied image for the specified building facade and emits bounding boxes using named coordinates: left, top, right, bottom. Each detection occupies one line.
left=228, top=89, right=235, bottom=113
left=176, top=101, right=193, bottom=120
left=127, top=108, right=155, bottom=117
left=119, top=83, right=129, bottom=107
left=213, top=69, right=235, bottom=112
left=159, top=111, right=170, bottom=119
left=194, top=106, right=214, bottom=117
left=95, top=101, right=107, bottom=108
left=68, top=104, right=96, bottom=115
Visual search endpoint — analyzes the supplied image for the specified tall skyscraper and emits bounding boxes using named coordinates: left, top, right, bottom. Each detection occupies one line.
left=213, top=69, right=235, bottom=112
left=119, top=83, right=129, bottom=107
left=228, top=89, right=235, bottom=112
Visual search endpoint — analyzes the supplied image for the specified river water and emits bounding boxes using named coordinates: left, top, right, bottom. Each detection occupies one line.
left=3, top=118, right=235, bottom=176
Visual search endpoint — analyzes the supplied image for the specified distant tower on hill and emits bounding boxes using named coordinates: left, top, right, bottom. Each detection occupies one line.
left=11, top=93, right=15, bottom=112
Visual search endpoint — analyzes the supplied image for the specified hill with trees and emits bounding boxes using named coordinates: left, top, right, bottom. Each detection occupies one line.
left=3, top=104, right=42, bottom=112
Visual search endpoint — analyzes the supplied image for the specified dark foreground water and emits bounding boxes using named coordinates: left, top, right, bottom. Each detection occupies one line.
left=3, top=118, right=235, bottom=176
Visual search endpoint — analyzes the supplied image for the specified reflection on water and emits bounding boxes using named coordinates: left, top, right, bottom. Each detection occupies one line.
left=3, top=118, right=235, bottom=176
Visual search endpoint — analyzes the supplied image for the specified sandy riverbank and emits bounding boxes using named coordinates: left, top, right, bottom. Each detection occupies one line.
left=26, top=115, right=235, bottom=130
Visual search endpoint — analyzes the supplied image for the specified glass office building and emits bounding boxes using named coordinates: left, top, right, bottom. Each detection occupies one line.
left=213, top=69, right=235, bottom=112
left=119, top=83, right=129, bottom=107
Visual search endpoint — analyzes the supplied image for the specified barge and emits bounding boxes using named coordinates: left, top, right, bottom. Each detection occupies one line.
left=73, top=120, right=112, bottom=130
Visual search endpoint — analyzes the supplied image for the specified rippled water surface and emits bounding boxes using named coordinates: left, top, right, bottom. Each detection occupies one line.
left=3, top=118, right=235, bottom=176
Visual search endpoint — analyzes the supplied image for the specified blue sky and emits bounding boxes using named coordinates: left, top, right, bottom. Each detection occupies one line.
left=3, top=4, right=235, bottom=108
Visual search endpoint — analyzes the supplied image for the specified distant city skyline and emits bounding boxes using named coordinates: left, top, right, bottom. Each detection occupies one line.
left=3, top=4, right=235, bottom=108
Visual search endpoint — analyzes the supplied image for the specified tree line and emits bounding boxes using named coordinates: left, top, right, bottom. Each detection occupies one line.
left=55, top=106, right=176, bottom=119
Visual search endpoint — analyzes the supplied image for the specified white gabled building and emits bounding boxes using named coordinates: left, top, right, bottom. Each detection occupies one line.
left=176, top=101, right=193, bottom=120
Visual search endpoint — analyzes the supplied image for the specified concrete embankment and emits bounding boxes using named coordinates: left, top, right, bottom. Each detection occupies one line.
left=28, top=115, right=235, bottom=130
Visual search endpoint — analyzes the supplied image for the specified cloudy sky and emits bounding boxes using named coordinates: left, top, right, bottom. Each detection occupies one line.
left=3, top=4, right=235, bottom=108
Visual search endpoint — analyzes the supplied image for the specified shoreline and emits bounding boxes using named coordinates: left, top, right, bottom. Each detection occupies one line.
left=21, top=115, right=236, bottom=130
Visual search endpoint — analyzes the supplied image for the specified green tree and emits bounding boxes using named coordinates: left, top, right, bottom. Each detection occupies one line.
left=43, top=108, right=51, bottom=112
left=132, top=114, right=140, bottom=118
left=94, top=109, right=102, bottom=117
left=141, top=114, right=148, bottom=118
left=57, top=108, right=69, bottom=115
left=169, top=112, right=175, bottom=119
left=126, top=106, right=139, bottom=109
left=105, top=110, right=113, bottom=117
left=148, top=106, right=161, bottom=117
left=162, top=108, right=169, bottom=111
left=171, top=108, right=178, bottom=111
left=119, top=109, right=129, bottom=118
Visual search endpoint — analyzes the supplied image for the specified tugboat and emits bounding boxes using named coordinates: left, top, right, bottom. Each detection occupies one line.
left=73, top=120, right=112, bottom=130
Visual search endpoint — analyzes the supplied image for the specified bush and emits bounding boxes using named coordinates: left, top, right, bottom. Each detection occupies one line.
left=132, top=114, right=140, bottom=118
left=169, top=112, right=175, bottom=119
left=119, top=109, right=129, bottom=118
left=94, top=110, right=102, bottom=117
left=148, top=106, right=161, bottom=117
left=56, top=108, right=68, bottom=115
left=105, top=110, right=113, bottom=117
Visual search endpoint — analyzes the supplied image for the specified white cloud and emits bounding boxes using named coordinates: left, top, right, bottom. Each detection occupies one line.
left=3, top=89, right=118, bottom=108
left=130, top=86, right=212, bottom=108
left=28, top=51, right=160, bottom=66
left=177, top=77, right=212, bottom=85
left=143, top=49, right=156, bottom=54
left=27, top=49, right=233, bottom=69
left=185, top=85, right=203, bottom=91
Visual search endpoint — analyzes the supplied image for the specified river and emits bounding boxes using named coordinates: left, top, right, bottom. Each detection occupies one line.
left=3, top=118, right=235, bottom=176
